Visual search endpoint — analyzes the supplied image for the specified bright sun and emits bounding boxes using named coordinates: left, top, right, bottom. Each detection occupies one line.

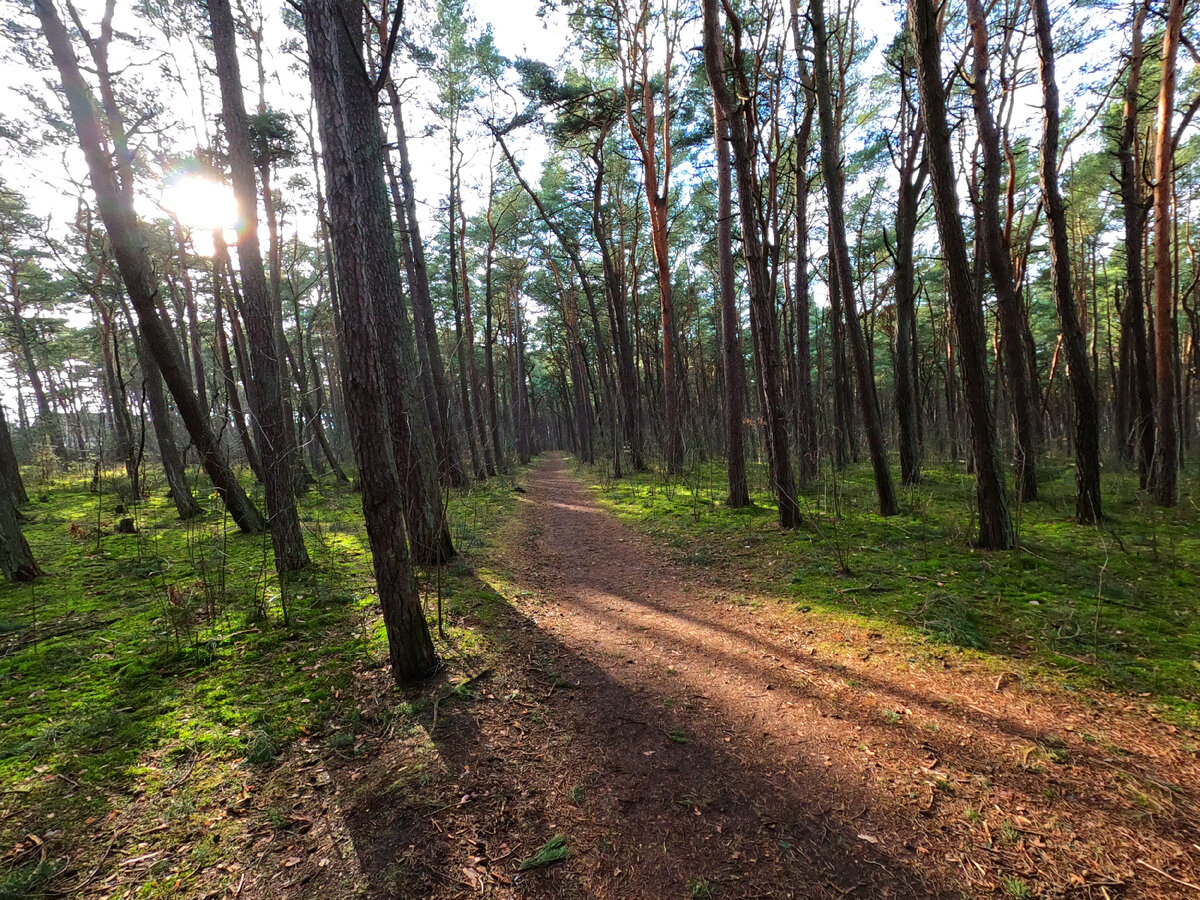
left=160, top=174, right=238, bottom=236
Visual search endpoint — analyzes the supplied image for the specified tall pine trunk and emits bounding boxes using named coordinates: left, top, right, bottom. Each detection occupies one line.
left=208, top=0, right=309, bottom=571
left=303, top=0, right=436, bottom=682
left=1116, top=1, right=1154, bottom=486
left=909, top=0, right=1013, bottom=548
left=811, top=0, right=897, bottom=516
left=1033, top=0, right=1103, bottom=523
left=702, top=0, right=799, bottom=528
left=385, top=84, right=466, bottom=487
left=712, top=94, right=749, bottom=508
left=1150, top=0, right=1185, bottom=506
left=967, top=0, right=1039, bottom=502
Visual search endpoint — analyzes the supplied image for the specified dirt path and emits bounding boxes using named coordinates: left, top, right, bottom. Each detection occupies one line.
left=326, top=455, right=1200, bottom=899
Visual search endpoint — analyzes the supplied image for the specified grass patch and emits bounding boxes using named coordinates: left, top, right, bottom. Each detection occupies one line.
left=517, top=834, right=569, bottom=871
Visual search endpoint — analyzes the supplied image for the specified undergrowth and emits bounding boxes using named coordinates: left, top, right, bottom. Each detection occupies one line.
left=0, top=458, right=525, bottom=897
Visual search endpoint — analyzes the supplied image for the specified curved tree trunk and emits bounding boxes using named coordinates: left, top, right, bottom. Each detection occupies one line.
left=35, top=0, right=265, bottom=534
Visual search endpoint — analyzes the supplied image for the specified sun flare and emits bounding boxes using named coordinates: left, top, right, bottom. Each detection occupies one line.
left=160, top=174, right=238, bottom=235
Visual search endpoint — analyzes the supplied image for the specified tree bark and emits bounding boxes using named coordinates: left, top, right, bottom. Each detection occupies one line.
left=811, top=0, right=897, bottom=516
left=7, top=293, right=63, bottom=456
left=385, top=83, right=465, bottom=487
left=136, top=326, right=204, bottom=520
left=1032, top=0, right=1102, bottom=523
left=591, top=134, right=644, bottom=473
left=616, top=5, right=682, bottom=473
left=208, top=0, right=310, bottom=570
left=966, top=0, right=1039, bottom=502
left=792, top=101, right=818, bottom=486
left=0, top=489, right=39, bottom=582
left=712, top=93, right=749, bottom=508
left=0, top=403, right=28, bottom=507
left=909, top=0, right=1013, bottom=548
left=1150, top=0, right=1184, bottom=506
left=171, top=216, right=209, bottom=413
left=212, top=234, right=264, bottom=482
left=303, top=0, right=437, bottom=682
left=701, top=0, right=799, bottom=528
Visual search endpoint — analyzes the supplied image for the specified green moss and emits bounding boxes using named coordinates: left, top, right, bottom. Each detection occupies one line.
left=0, top=459, right=529, bottom=882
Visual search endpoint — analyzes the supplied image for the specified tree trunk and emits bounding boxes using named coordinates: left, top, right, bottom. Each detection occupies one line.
left=136, top=326, right=204, bottom=520
left=811, top=0, right=897, bottom=516
left=712, top=94, right=749, bottom=508
left=967, top=0, right=1039, bottom=502
left=9, top=300, right=63, bottom=456
left=171, top=216, right=209, bottom=413
left=208, top=0, right=310, bottom=571
left=909, top=0, right=1013, bottom=548
left=483, top=179, right=506, bottom=470
left=385, top=83, right=465, bottom=487
left=303, top=0, right=436, bottom=683
left=212, top=237, right=264, bottom=481
left=95, top=299, right=140, bottom=496
left=1150, top=0, right=1184, bottom=506
left=0, top=403, right=28, bottom=507
left=0, top=489, right=39, bottom=582
left=1033, top=0, right=1102, bottom=523
left=702, top=0, right=799, bottom=528
left=35, top=0, right=266, bottom=534
left=792, top=102, right=818, bottom=486
left=448, top=158, right=485, bottom=480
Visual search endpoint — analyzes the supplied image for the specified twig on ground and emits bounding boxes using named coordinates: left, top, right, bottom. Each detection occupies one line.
left=430, top=669, right=492, bottom=733
left=1138, top=859, right=1200, bottom=892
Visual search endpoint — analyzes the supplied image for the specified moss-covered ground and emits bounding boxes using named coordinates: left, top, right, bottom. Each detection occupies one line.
left=586, top=457, right=1200, bottom=728
left=0, top=460, right=522, bottom=899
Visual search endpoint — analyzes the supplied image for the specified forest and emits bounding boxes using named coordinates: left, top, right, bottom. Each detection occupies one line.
left=0, top=0, right=1199, bottom=896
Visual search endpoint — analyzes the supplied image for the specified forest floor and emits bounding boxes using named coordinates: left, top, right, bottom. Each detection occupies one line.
left=323, top=454, right=1200, bottom=900
left=2, top=453, right=1199, bottom=898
